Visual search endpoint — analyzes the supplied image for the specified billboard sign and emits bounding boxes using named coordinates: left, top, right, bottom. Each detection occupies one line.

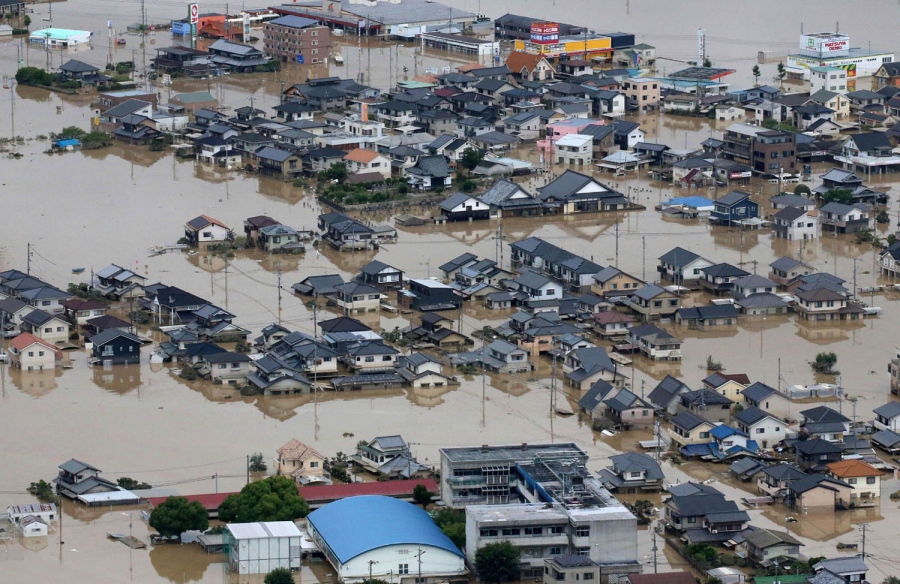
left=189, top=3, right=199, bottom=24
left=242, top=13, right=250, bottom=43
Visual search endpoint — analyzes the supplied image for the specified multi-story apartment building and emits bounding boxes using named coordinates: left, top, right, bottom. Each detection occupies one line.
left=264, top=15, right=331, bottom=64
left=723, top=123, right=796, bottom=175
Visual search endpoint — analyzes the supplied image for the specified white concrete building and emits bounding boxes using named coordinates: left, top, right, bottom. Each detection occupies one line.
left=463, top=457, right=639, bottom=580
left=554, top=134, right=593, bottom=166
left=225, top=521, right=303, bottom=575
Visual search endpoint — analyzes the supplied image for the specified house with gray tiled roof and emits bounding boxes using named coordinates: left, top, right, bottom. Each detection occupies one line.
left=598, top=452, right=664, bottom=493
left=647, top=375, right=691, bottom=415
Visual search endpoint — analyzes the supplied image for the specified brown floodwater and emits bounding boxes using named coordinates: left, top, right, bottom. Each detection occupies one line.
left=3, top=0, right=900, bottom=581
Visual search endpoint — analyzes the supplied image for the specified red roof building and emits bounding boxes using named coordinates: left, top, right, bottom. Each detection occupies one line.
left=147, top=478, right=438, bottom=516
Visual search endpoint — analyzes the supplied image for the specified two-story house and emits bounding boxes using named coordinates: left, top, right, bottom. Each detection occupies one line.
left=709, top=190, right=760, bottom=225
left=275, top=439, right=326, bottom=485
left=699, top=263, right=750, bottom=295
left=628, top=284, right=681, bottom=321
left=734, top=407, right=787, bottom=447
left=357, top=260, right=404, bottom=291
left=657, top=247, right=713, bottom=288
left=773, top=206, right=819, bottom=240
left=794, top=287, right=863, bottom=321
left=793, top=438, right=842, bottom=472
left=334, top=281, right=381, bottom=313
left=757, top=463, right=808, bottom=498
left=563, top=347, right=621, bottom=390
left=668, top=411, right=715, bottom=447
left=741, top=382, right=792, bottom=420
left=626, top=323, right=682, bottom=361
left=597, top=453, right=664, bottom=493
left=800, top=406, right=850, bottom=442
left=662, top=482, right=750, bottom=545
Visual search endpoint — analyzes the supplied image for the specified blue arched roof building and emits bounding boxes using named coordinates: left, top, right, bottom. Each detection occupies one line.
left=307, top=495, right=465, bottom=581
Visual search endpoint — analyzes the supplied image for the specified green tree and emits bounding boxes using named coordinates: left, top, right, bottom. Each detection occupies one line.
left=684, top=543, right=718, bottom=567
left=881, top=577, right=900, bottom=584
left=777, top=61, right=786, bottom=85
left=27, top=480, right=59, bottom=503
left=888, top=233, right=897, bottom=246
left=703, top=57, right=712, bottom=68
left=320, top=162, right=348, bottom=183
left=876, top=210, right=890, bottom=224
left=820, top=188, right=854, bottom=204
left=361, top=580, right=389, bottom=584
left=23, top=15, right=30, bottom=28
left=752, top=65, right=761, bottom=86
left=264, top=567, right=295, bottom=584
left=149, top=496, right=209, bottom=537
left=474, top=541, right=521, bottom=583
left=218, top=476, right=310, bottom=523
left=793, top=183, right=812, bottom=196
left=811, top=352, right=838, bottom=374
left=412, top=484, right=433, bottom=508
left=249, top=452, right=268, bottom=472
left=460, top=148, right=484, bottom=174
left=15, top=66, right=54, bottom=86
left=762, top=118, right=779, bottom=129
left=117, top=477, right=152, bottom=490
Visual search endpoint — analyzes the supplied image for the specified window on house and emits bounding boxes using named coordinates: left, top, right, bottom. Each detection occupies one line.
left=398, top=564, right=409, bottom=575
left=575, top=526, right=589, bottom=537
left=364, top=356, right=375, bottom=362
left=867, top=476, right=876, bottom=484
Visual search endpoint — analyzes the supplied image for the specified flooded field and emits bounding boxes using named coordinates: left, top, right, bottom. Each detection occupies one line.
left=1, top=0, right=900, bottom=581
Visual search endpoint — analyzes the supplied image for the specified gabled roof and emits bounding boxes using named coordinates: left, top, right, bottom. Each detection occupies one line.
left=826, top=459, right=881, bottom=478
left=647, top=375, right=690, bottom=408
left=89, top=328, right=141, bottom=346
left=702, top=263, right=749, bottom=279
left=734, top=406, right=778, bottom=426
left=703, top=372, right=750, bottom=388
left=741, top=527, right=802, bottom=549
left=658, top=246, right=702, bottom=267
left=873, top=401, right=900, bottom=420
left=577, top=379, right=615, bottom=412
left=10, top=332, right=57, bottom=352
left=715, top=190, right=753, bottom=207
left=670, top=410, right=711, bottom=431
left=773, top=206, right=808, bottom=222
left=186, top=214, right=229, bottom=231
left=790, top=473, right=849, bottom=494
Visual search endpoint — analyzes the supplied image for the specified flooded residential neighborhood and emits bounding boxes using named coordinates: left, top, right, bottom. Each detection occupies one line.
left=2, top=0, right=900, bottom=583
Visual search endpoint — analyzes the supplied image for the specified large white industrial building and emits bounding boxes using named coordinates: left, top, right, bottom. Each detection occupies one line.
left=307, top=495, right=466, bottom=583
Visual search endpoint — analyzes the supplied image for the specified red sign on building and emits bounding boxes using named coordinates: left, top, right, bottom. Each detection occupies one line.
left=531, top=22, right=559, bottom=44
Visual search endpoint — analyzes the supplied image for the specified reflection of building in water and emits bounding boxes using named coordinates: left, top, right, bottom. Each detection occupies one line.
left=794, top=319, right=864, bottom=344
left=10, top=367, right=61, bottom=397
left=406, top=382, right=454, bottom=408
left=92, top=363, right=142, bottom=394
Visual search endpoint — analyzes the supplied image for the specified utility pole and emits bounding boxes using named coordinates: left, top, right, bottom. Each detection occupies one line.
left=246, top=454, right=250, bottom=484
left=276, top=265, right=282, bottom=325
left=655, top=420, right=661, bottom=462
left=860, top=523, right=868, bottom=559
left=642, top=236, right=646, bottom=281
left=26, top=242, right=31, bottom=274
left=651, top=525, right=658, bottom=573
left=614, top=213, right=620, bottom=266
left=415, top=547, right=426, bottom=580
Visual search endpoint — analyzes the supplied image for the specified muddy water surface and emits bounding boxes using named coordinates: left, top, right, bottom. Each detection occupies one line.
left=3, top=1, right=900, bottom=581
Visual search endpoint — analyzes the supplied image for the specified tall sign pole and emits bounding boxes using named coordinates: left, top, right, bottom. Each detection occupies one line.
left=189, top=3, right=199, bottom=49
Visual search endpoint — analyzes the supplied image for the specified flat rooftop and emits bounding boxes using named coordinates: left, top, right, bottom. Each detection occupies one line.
left=441, top=442, right=588, bottom=463
left=272, top=0, right=476, bottom=26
